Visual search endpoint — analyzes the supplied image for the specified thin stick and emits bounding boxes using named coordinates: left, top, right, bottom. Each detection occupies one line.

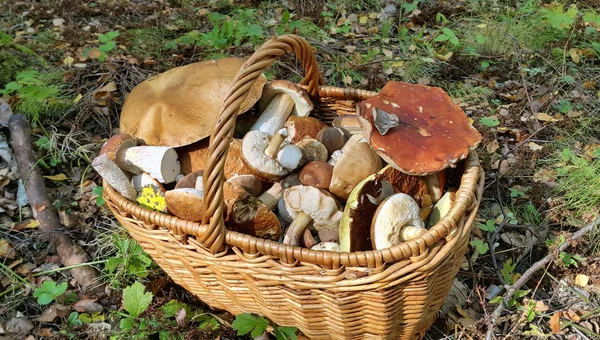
left=9, top=113, right=106, bottom=295
left=485, top=217, right=600, bottom=340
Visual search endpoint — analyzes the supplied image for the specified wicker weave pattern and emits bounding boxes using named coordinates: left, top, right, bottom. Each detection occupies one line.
left=103, top=35, right=485, bottom=339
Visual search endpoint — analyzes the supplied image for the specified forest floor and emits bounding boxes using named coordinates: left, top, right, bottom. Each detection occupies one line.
left=0, top=0, right=600, bottom=339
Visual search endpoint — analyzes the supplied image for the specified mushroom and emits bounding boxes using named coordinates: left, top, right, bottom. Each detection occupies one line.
left=284, top=116, right=327, bottom=143
left=175, top=170, right=203, bottom=191
left=316, top=127, right=346, bottom=155
left=99, top=134, right=137, bottom=162
left=281, top=185, right=342, bottom=246
left=339, top=165, right=433, bottom=252
left=427, top=189, right=456, bottom=227
left=276, top=144, right=303, bottom=170
left=311, top=242, right=340, bottom=252
left=301, top=228, right=318, bottom=248
left=296, top=138, right=328, bottom=166
left=370, top=193, right=425, bottom=250
left=120, top=58, right=266, bottom=147
left=299, top=161, right=333, bottom=189
left=165, top=188, right=205, bottom=222
left=241, top=129, right=289, bottom=181
left=327, top=133, right=363, bottom=166
left=114, top=145, right=181, bottom=184
left=223, top=182, right=281, bottom=240
left=131, top=172, right=166, bottom=193
left=250, top=80, right=313, bottom=135
left=329, top=139, right=382, bottom=200
left=92, top=154, right=137, bottom=201
left=226, top=174, right=262, bottom=197
left=356, top=81, right=482, bottom=178
left=332, top=114, right=362, bottom=138
left=177, top=138, right=253, bottom=178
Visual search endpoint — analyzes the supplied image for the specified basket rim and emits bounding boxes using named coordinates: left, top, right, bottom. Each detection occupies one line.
left=102, top=83, right=483, bottom=268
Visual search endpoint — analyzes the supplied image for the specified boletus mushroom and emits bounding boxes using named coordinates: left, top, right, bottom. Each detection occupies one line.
left=120, top=58, right=266, bottom=147
left=371, top=193, right=426, bottom=250
left=281, top=185, right=342, bottom=246
left=251, top=80, right=313, bottom=135
left=284, top=116, right=327, bottom=144
left=241, top=129, right=290, bottom=181
left=329, top=138, right=382, bottom=200
left=177, top=138, right=253, bottom=178
left=356, top=81, right=482, bottom=201
left=339, top=165, right=433, bottom=252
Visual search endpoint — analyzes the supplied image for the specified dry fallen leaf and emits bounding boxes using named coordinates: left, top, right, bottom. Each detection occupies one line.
left=63, top=56, right=74, bottom=65
left=563, top=310, right=581, bottom=322
left=52, top=18, right=65, bottom=27
left=486, top=140, right=500, bottom=153
left=535, top=300, right=549, bottom=312
left=582, top=81, right=597, bottom=89
left=38, top=304, right=70, bottom=322
left=0, top=239, right=15, bottom=259
left=73, top=299, right=104, bottom=313
left=87, top=48, right=102, bottom=59
left=568, top=48, right=581, bottom=63
left=43, top=174, right=68, bottom=181
left=550, top=312, right=562, bottom=334
left=535, top=112, right=563, bottom=122
left=528, top=142, right=543, bottom=151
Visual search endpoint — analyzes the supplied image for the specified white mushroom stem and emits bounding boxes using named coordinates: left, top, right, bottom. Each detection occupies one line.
left=282, top=212, right=313, bottom=245
left=258, top=183, right=282, bottom=210
left=92, top=154, right=137, bottom=200
left=250, top=93, right=295, bottom=135
left=264, top=128, right=288, bottom=159
left=116, top=146, right=181, bottom=183
left=194, top=176, right=204, bottom=196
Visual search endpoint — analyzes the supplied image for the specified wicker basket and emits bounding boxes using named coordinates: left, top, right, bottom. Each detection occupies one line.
left=103, top=35, right=484, bottom=339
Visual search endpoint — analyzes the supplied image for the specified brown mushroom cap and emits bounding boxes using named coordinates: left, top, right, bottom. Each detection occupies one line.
left=165, top=188, right=205, bottom=222
left=120, top=58, right=266, bottom=147
left=177, top=138, right=253, bottom=178
left=299, top=161, right=333, bottom=189
left=284, top=116, right=327, bottom=144
left=100, top=134, right=137, bottom=160
left=356, top=81, right=482, bottom=175
left=175, top=170, right=203, bottom=190
left=223, top=182, right=281, bottom=240
left=257, top=80, right=313, bottom=117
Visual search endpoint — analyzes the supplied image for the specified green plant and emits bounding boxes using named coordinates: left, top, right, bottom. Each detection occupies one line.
left=479, top=116, right=500, bottom=127
left=232, top=313, right=298, bottom=340
left=92, top=186, right=106, bottom=206
left=434, top=27, right=460, bottom=47
left=478, top=219, right=497, bottom=232
left=105, top=233, right=155, bottom=287
left=555, top=148, right=600, bottom=219
left=84, top=31, right=120, bottom=62
left=33, top=280, right=68, bottom=305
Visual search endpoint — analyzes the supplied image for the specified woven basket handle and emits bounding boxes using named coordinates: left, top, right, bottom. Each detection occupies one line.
left=200, top=35, right=324, bottom=253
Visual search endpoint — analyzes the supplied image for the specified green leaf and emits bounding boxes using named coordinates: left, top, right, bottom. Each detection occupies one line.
left=274, top=326, right=298, bottom=340
left=475, top=34, right=486, bottom=44
left=123, top=281, right=153, bottom=318
left=433, top=34, right=449, bottom=42
left=232, top=313, right=269, bottom=337
left=120, top=317, right=135, bottom=331
left=478, top=220, right=497, bottom=232
left=159, top=331, right=170, bottom=340
left=490, top=296, right=503, bottom=304
left=33, top=281, right=67, bottom=305
left=99, top=34, right=109, bottom=43
left=106, top=257, right=123, bottom=273
left=106, top=31, right=120, bottom=40
left=479, top=117, right=500, bottom=127
left=99, top=41, right=116, bottom=52
left=470, top=239, right=489, bottom=254
left=501, top=259, right=517, bottom=285
left=161, top=300, right=188, bottom=318
left=480, top=61, right=490, bottom=70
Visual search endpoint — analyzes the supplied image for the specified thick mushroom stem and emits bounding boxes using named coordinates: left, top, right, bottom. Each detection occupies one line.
left=250, top=93, right=295, bottom=135
left=258, top=183, right=282, bottom=210
left=92, top=154, right=137, bottom=200
left=282, top=211, right=313, bottom=245
left=264, top=128, right=288, bottom=158
left=116, top=146, right=181, bottom=183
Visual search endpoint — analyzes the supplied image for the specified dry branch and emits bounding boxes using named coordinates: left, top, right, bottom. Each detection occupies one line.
left=485, top=217, right=600, bottom=340
left=8, top=113, right=105, bottom=295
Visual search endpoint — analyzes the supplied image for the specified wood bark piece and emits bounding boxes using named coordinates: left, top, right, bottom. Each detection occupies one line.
left=9, top=114, right=105, bottom=295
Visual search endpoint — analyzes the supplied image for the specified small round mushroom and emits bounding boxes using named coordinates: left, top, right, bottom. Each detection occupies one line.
left=224, top=182, right=281, bottom=240
left=316, top=127, right=345, bottom=155
left=241, top=130, right=289, bottom=181
left=175, top=170, right=203, bottom=190
left=329, top=140, right=382, bottom=200
left=370, top=193, right=425, bottom=250
left=100, top=134, right=138, bottom=162
left=299, top=161, right=333, bottom=189
left=296, top=138, right=328, bottom=166
left=251, top=80, right=313, bottom=136
left=301, top=228, right=318, bottom=248
left=281, top=185, right=342, bottom=246
left=131, top=172, right=166, bottom=193
left=332, top=114, right=362, bottom=138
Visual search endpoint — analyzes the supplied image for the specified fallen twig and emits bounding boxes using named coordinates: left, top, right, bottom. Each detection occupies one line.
left=8, top=113, right=106, bottom=295
left=485, top=217, right=600, bottom=340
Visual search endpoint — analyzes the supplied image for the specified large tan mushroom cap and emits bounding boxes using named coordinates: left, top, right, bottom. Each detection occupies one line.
left=357, top=81, right=482, bottom=175
left=120, top=58, right=266, bottom=147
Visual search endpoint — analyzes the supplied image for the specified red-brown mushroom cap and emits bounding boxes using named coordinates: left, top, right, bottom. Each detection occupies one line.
left=356, top=81, right=482, bottom=175
left=99, top=134, right=137, bottom=160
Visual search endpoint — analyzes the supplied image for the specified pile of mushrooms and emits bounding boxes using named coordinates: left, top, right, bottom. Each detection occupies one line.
left=93, top=60, right=482, bottom=252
